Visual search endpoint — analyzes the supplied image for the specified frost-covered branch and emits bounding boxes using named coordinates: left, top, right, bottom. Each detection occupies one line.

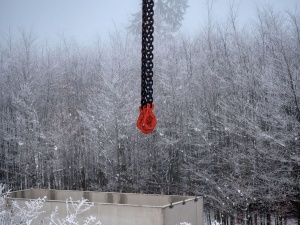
left=50, top=197, right=101, bottom=225
left=0, top=185, right=101, bottom=225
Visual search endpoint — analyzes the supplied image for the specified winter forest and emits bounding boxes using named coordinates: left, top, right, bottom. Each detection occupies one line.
left=0, top=0, right=299, bottom=224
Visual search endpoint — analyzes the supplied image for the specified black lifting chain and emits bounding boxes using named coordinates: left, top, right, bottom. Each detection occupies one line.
left=141, top=0, right=154, bottom=107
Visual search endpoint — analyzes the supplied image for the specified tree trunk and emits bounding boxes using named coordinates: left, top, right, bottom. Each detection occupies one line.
left=207, top=210, right=212, bottom=225
left=254, top=213, right=258, bottom=225
left=248, top=214, right=253, bottom=225
left=260, top=213, right=264, bottom=225
left=266, top=213, right=271, bottom=225
left=284, top=215, right=287, bottom=225
left=297, top=199, right=300, bottom=225
left=230, top=214, right=235, bottom=225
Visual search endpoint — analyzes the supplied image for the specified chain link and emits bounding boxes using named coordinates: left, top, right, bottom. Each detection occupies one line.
left=141, top=0, right=154, bottom=107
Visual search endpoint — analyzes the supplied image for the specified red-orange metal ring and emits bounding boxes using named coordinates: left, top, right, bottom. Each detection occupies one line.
left=137, top=103, right=157, bottom=134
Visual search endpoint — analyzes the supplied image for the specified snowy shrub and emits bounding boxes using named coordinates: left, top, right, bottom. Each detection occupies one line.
left=0, top=184, right=10, bottom=209
left=0, top=183, right=46, bottom=225
left=10, top=196, right=47, bottom=224
left=212, top=220, right=221, bottom=225
left=0, top=184, right=101, bottom=225
left=0, top=183, right=12, bottom=225
left=49, top=197, right=101, bottom=225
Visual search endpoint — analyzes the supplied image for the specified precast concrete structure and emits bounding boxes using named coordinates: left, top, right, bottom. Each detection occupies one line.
left=7, top=189, right=203, bottom=225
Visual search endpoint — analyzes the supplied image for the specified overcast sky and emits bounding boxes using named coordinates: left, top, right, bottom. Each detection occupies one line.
left=0, top=0, right=299, bottom=45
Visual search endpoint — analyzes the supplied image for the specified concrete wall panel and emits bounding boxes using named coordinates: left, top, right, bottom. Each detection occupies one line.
left=163, top=198, right=204, bottom=225
left=96, top=204, right=162, bottom=225
left=31, top=189, right=51, bottom=199
left=55, top=190, right=84, bottom=201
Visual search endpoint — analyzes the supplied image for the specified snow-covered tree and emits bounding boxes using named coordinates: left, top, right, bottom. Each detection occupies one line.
left=128, top=0, right=189, bottom=38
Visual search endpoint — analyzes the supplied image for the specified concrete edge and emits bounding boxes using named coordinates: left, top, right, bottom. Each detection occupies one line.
left=6, top=197, right=165, bottom=209
left=161, top=196, right=202, bottom=208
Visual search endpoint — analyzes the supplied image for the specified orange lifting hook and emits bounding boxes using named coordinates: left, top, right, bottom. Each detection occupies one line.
left=137, top=103, right=157, bottom=134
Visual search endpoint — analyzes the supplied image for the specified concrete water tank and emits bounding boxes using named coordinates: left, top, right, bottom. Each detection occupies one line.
left=7, top=189, right=203, bottom=225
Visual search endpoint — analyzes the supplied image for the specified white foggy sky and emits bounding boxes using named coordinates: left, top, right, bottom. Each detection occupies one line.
left=0, top=0, right=299, bottom=44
